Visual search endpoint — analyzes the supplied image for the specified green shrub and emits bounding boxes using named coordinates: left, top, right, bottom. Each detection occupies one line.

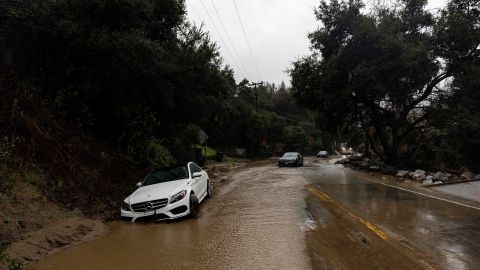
left=50, top=179, right=64, bottom=194
left=21, top=167, right=43, bottom=188
left=146, top=139, right=176, bottom=168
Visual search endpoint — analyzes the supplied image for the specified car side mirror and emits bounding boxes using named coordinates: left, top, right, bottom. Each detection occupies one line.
left=192, top=172, right=202, bottom=179
left=136, top=182, right=142, bottom=187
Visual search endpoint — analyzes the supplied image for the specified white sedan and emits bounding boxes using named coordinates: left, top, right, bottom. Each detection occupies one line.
left=121, top=162, right=212, bottom=222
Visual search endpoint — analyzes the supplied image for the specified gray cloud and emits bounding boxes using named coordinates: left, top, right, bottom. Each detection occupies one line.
left=187, top=0, right=447, bottom=85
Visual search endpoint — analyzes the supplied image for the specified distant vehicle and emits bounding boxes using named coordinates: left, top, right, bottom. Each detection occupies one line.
left=278, top=152, right=303, bottom=167
left=121, top=162, right=212, bottom=222
left=340, top=143, right=353, bottom=155
left=317, top=150, right=329, bottom=158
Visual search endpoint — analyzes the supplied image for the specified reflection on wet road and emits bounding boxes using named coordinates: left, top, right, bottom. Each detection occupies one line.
left=303, top=161, right=480, bottom=270
left=34, top=158, right=480, bottom=270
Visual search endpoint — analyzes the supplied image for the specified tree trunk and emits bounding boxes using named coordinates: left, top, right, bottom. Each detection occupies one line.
left=364, top=135, right=371, bottom=158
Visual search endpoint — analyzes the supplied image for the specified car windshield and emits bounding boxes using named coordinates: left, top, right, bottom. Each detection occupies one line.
left=318, top=151, right=327, bottom=154
left=282, top=152, right=297, bottom=158
left=141, top=165, right=189, bottom=186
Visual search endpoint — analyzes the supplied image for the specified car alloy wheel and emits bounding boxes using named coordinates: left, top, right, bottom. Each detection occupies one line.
left=207, top=181, right=213, bottom=198
left=190, top=193, right=200, bottom=218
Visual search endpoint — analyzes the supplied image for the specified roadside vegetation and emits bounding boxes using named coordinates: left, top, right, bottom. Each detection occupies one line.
left=290, top=0, right=479, bottom=172
left=0, top=0, right=322, bottom=261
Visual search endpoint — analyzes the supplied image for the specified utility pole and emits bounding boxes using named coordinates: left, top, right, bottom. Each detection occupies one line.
left=249, top=81, right=264, bottom=112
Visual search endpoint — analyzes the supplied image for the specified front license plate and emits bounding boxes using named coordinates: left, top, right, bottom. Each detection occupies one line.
left=142, top=211, right=154, bottom=216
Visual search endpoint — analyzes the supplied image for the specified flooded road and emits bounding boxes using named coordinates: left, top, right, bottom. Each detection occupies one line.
left=34, top=164, right=313, bottom=270
left=34, top=158, right=480, bottom=270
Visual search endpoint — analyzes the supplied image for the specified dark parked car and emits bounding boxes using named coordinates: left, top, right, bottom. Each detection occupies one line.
left=316, top=151, right=329, bottom=158
left=278, top=152, right=303, bottom=167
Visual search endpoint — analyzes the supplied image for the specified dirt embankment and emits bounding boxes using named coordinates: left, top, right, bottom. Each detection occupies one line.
left=5, top=217, right=106, bottom=269
left=0, top=179, right=108, bottom=269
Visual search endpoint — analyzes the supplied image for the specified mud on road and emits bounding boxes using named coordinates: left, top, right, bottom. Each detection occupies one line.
left=32, top=158, right=480, bottom=270
left=34, top=161, right=313, bottom=270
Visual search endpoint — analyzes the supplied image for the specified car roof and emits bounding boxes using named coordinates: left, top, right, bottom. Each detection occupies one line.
left=152, top=164, right=186, bottom=170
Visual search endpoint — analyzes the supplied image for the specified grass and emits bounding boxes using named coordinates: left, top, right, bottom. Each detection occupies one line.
left=195, top=145, right=217, bottom=158
left=195, top=145, right=235, bottom=162
left=223, top=155, right=234, bottom=162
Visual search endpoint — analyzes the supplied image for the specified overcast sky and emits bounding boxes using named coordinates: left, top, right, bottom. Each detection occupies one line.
left=186, top=0, right=447, bottom=86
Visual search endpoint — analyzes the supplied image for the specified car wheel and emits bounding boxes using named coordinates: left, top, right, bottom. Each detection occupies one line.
left=207, top=180, right=213, bottom=198
left=189, top=193, right=200, bottom=218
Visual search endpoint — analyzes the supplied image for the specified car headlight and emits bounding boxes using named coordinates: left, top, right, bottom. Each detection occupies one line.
left=121, top=201, right=131, bottom=211
left=170, top=190, right=187, bottom=204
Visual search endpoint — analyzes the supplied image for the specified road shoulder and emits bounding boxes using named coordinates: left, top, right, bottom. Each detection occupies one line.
left=345, top=168, right=480, bottom=211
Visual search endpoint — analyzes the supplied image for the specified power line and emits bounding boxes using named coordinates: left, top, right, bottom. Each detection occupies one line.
left=189, top=3, right=201, bottom=24
left=209, top=0, right=251, bottom=80
left=249, top=81, right=264, bottom=112
left=232, top=0, right=262, bottom=81
left=198, top=0, right=248, bottom=79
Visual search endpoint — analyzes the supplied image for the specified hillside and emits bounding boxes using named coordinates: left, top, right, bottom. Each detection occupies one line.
left=0, top=89, right=144, bottom=253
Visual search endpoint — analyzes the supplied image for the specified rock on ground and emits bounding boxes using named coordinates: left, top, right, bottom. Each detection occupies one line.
left=423, top=176, right=433, bottom=185
left=381, top=166, right=398, bottom=175
left=433, top=172, right=448, bottom=182
left=360, top=159, right=371, bottom=169
left=412, top=170, right=426, bottom=181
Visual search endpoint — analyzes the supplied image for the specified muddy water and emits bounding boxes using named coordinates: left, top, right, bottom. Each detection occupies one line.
left=33, top=159, right=480, bottom=270
left=34, top=165, right=313, bottom=270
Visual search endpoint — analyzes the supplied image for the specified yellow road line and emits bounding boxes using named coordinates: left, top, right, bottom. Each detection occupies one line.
left=309, top=186, right=388, bottom=240
left=308, top=186, right=439, bottom=270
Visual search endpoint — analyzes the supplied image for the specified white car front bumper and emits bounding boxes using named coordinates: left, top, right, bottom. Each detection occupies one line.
left=121, top=195, right=190, bottom=222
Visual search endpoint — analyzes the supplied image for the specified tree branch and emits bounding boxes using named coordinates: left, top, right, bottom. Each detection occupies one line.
left=369, top=103, right=391, bottom=156
left=405, top=71, right=452, bottom=114
left=362, top=124, right=387, bottom=162
left=399, top=112, right=429, bottom=139
left=398, top=72, right=451, bottom=126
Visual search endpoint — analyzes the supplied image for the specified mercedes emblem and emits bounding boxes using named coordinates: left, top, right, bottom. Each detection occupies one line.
left=145, top=202, right=153, bottom=210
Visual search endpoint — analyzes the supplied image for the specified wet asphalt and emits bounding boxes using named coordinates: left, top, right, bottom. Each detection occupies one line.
left=33, top=158, right=480, bottom=270
left=303, top=160, right=480, bottom=270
